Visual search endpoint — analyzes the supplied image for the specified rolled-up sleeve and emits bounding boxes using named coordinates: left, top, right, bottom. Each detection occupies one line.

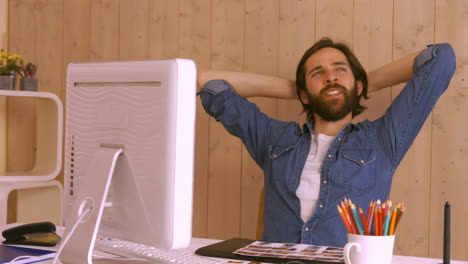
left=197, top=79, right=233, bottom=116
left=378, top=43, right=456, bottom=167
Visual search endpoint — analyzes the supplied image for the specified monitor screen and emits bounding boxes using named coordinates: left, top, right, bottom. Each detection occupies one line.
left=60, top=59, right=196, bottom=263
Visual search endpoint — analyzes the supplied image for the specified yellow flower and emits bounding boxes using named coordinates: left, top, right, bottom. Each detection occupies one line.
left=0, top=49, right=26, bottom=76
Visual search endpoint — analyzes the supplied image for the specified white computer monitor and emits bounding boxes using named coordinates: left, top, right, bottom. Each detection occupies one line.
left=60, top=59, right=197, bottom=264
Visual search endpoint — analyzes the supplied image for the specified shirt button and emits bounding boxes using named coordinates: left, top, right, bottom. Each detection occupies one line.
left=327, top=154, right=332, bottom=158
left=360, top=160, right=365, bottom=164
left=319, top=204, right=324, bottom=208
left=272, top=154, right=278, bottom=158
left=293, top=177, right=299, bottom=181
left=295, top=202, right=299, bottom=207
left=338, top=138, right=342, bottom=141
left=322, top=180, right=327, bottom=184
left=305, top=227, right=310, bottom=231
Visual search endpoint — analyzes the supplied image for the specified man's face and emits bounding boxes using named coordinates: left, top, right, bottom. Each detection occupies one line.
left=300, top=47, right=363, bottom=122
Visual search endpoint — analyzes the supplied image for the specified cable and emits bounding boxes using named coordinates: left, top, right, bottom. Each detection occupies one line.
left=8, top=255, right=37, bottom=263
left=51, top=207, right=92, bottom=264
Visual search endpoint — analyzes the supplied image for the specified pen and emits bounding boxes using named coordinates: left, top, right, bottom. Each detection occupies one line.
left=443, top=201, right=450, bottom=264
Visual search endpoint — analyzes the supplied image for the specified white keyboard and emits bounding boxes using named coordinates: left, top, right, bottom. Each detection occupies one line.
left=94, top=236, right=226, bottom=264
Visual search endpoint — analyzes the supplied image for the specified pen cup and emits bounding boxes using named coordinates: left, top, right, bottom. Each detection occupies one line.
left=344, top=234, right=395, bottom=264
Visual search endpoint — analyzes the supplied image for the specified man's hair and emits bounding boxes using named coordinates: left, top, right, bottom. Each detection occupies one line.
left=295, top=37, right=369, bottom=123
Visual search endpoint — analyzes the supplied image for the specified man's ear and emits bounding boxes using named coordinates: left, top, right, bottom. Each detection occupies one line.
left=300, top=90, right=309, bottom=104
left=357, top=80, right=363, bottom=96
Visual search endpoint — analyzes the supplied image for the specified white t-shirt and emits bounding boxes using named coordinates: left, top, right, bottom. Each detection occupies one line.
left=296, top=133, right=335, bottom=222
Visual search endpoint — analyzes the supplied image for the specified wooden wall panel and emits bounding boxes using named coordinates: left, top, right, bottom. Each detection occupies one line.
left=90, top=0, right=119, bottom=62
left=431, top=0, right=468, bottom=260
left=119, top=0, right=149, bottom=61
left=63, top=0, right=90, bottom=101
left=209, top=0, right=244, bottom=240
left=390, top=0, right=435, bottom=257
left=6, top=0, right=37, bottom=223
left=242, top=0, right=279, bottom=240
left=0, top=0, right=6, bottom=174
left=178, top=0, right=211, bottom=238
left=277, top=0, right=315, bottom=124
left=315, top=0, right=353, bottom=43
left=35, top=0, right=64, bottom=96
left=148, top=0, right=179, bottom=60
left=7, top=0, right=63, bottom=225
left=7, top=0, right=36, bottom=173
left=352, top=0, right=393, bottom=123
left=0, top=0, right=6, bottom=49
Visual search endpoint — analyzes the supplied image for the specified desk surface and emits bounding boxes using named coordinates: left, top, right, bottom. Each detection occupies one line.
left=20, top=237, right=467, bottom=264
left=0, top=223, right=466, bottom=264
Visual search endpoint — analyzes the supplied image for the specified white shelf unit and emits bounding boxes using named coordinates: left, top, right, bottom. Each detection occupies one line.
left=0, top=90, right=63, bottom=224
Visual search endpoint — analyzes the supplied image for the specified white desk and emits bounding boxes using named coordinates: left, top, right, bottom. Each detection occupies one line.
left=1, top=223, right=466, bottom=264
left=12, top=238, right=467, bottom=264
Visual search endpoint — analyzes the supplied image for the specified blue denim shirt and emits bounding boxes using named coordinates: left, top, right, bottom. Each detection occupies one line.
left=198, top=44, right=456, bottom=247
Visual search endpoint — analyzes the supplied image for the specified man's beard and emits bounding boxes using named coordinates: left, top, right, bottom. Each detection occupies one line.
left=305, top=83, right=359, bottom=122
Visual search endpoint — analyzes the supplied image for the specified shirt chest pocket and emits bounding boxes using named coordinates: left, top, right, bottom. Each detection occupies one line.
left=339, top=148, right=376, bottom=190
left=268, top=144, right=295, bottom=160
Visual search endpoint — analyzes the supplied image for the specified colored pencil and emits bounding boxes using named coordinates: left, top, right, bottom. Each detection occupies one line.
left=358, top=207, right=369, bottom=235
left=341, top=201, right=357, bottom=234
left=366, top=200, right=373, bottom=227
left=383, top=207, right=392, bottom=236
left=351, top=204, right=364, bottom=235
left=337, top=205, right=353, bottom=233
left=376, top=204, right=382, bottom=235
left=336, top=198, right=405, bottom=236
left=394, top=202, right=405, bottom=232
left=389, top=203, right=399, bottom=235
left=343, top=200, right=358, bottom=234
left=367, top=201, right=375, bottom=235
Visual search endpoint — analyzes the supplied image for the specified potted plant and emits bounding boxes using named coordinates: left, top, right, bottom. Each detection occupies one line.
left=0, top=49, right=25, bottom=90
left=18, top=62, right=38, bottom=91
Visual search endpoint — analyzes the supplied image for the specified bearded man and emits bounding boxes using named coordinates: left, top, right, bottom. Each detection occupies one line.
left=197, top=38, right=456, bottom=247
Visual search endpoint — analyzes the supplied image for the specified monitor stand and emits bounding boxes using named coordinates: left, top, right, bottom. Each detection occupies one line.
left=59, top=146, right=122, bottom=264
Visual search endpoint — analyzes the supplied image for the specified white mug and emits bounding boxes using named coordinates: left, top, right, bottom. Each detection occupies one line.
left=344, top=234, right=395, bottom=264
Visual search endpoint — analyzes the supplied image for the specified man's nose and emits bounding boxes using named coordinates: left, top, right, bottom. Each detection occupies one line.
left=325, top=71, right=338, bottom=83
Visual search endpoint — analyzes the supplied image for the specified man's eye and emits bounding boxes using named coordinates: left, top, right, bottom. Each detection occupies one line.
left=311, top=71, right=321, bottom=77
left=337, top=67, right=347, bottom=72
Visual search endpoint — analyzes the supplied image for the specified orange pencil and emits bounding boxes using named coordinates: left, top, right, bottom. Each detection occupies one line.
left=367, top=201, right=375, bottom=235
left=366, top=200, right=373, bottom=227
left=358, top=207, right=369, bottom=235
left=336, top=205, right=352, bottom=234
left=394, top=202, right=405, bottom=232
left=381, top=201, right=387, bottom=223
left=374, top=203, right=380, bottom=236
left=343, top=200, right=358, bottom=234
left=341, top=201, right=357, bottom=234
left=388, top=203, right=399, bottom=235
left=337, top=205, right=353, bottom=233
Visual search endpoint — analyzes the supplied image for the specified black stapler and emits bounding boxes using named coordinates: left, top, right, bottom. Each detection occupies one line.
left=2, top=221, right=61, bottom=247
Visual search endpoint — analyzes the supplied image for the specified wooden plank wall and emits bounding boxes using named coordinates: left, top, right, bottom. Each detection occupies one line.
left=0, top=0, right=7, bottom=173
left=5, top=0, right=468, bottom=260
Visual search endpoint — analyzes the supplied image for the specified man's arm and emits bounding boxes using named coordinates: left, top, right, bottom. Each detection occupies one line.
left=367, top=49, right=422, bottom=92
left=197, top=48, right=423, bottom=98
left=197, top=69, right=296, bottom=99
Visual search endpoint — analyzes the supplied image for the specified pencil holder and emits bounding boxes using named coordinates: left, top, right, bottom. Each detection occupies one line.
left=344, top=234, right=395, bottom=264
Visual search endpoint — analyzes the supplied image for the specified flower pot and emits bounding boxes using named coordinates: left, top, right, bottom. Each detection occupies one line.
left=20, top=77, right=38, bottom=91
left=0, top=73, right=16, bottom=90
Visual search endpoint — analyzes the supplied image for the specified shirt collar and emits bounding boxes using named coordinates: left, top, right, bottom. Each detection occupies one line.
left=302, top=122, right=356, bottom=136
